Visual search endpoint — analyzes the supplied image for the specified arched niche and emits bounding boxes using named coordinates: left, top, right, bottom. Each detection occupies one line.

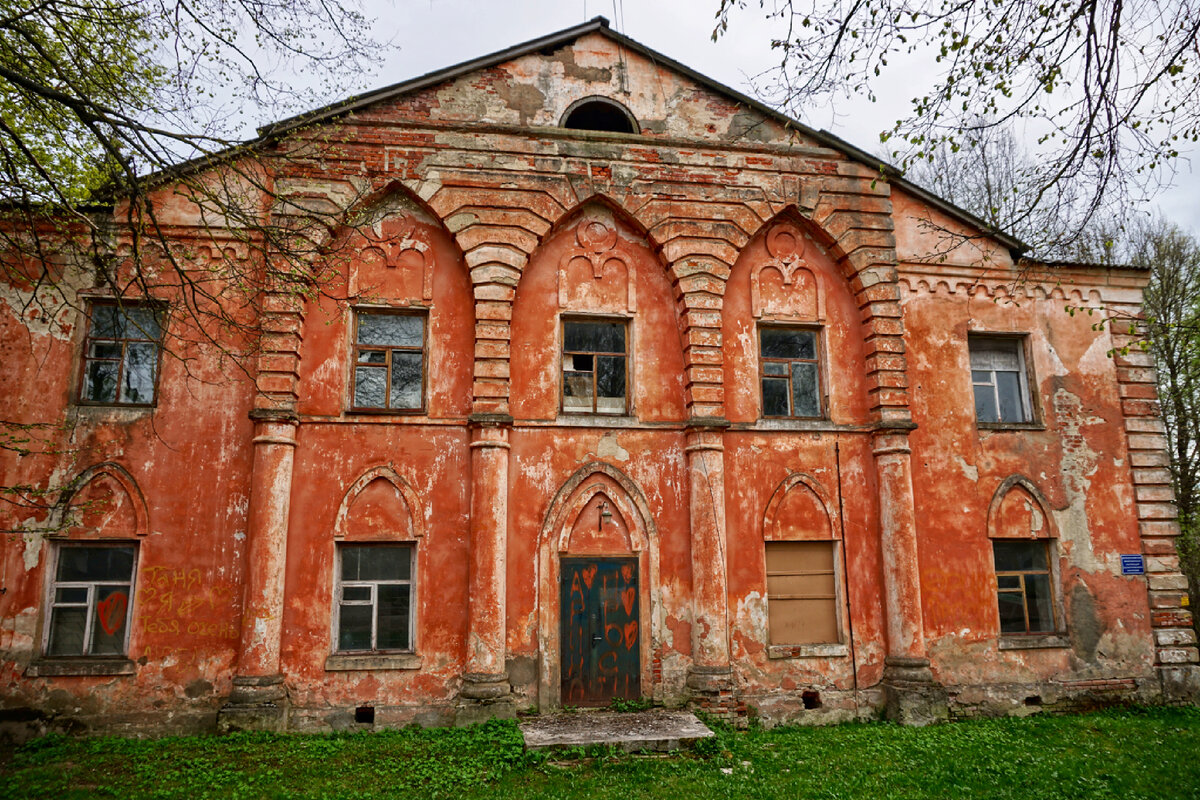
left=512, top=196, right=686, bottom=421
left=536, top=461, right=659, bottom=710
left=723, top=207, right=873, bottom=424
left=296, top=181, right=474, bottom=418
left=987, top=475, right=1056, bottom=539
left=762, top=473, right=839, bottom=541
left=52, top=462, right=149, bottom=539
left=333, top=466, right=424, bottom=541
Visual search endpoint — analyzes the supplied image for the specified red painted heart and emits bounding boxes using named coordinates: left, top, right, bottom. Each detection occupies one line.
left=621, top=587, right=636, bottom=616
left=623, top=621, right=638, bottom=650
left=97, top=592, right=128, bottom=636
left=581, top=565, right=597, bottom=589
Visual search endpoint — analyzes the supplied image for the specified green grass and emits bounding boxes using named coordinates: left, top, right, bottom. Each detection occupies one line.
left=2, top=707, right=1200, bottom=800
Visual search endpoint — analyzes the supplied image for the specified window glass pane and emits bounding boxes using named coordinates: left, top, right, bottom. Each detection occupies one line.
left=55, top=587, right=88, bottom=604
left=119, top=343, right=159, bottom=403
left=342, top=585, right=370, bottom=602
left=389, top=352, right=423, bottom=409
left=84, top=360, right=119, bottom=403
left=596, top=356, right=625, bottom=401
left=354, top=366, right=386, bottom=408
left=970, top=339, right=1020, bottom=370
left=971, top=370, right=992, bottom=385
left=90, top=306, right=120, bottom=338
left=973, top=384, right=998, bottom=423
left=997, top=591, right=1027, bottom=634
left=357, top=314, right=422, bottom=348
left=47, top=607, right=87, bottom=656
left=1024, top=574, right=1055, bottom=632
left=376, top=584, right=411, bottom=650
left=89, top=342, right=122, bottom=360
left=563, top=372, right=594, bottom=410
left=90, top=586, right=130, bottom=655
left=761, top=328, right=815, bottom=360
left=358, top=350, right=386, bottom=364
left=762, top=361, right=787, bottom=376
left=121, top=307, right=162, bottom=341
left=564, top=321, right=624, bottom=353
left=762, top=378, right=790, bottom=416
left=338, top=604, right=372, bottom=651
left=57, top=546, right=134, bottom=582
left=996, top=575, right=1021, bottom=590
left=996, top=371, right=1026, bottom=422
left=993, top=541, right=1047, bottom=572
left=790, top=362, right=820, bottom=417
left=344, top=546, right=410, bottom=582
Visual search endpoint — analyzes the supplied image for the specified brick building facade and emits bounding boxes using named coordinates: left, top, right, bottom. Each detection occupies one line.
left=2, top=18, right=1196, bottom=736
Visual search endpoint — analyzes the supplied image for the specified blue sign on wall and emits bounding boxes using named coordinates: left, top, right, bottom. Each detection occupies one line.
left=1121, top=554, right=1146, bottom=575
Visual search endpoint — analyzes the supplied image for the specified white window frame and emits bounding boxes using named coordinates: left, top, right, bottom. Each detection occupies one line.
left=42, top=542, right=137, bottom=658
left=333, top=543, right=416, bottom=653
left=969, top=335, right=1033, bottom=424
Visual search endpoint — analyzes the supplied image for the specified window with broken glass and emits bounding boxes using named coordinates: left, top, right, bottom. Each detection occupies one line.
left=352, top=311, right=424, bottom=412
left=994, top=540, right=1056, bottom=634
left=562, top=318, right=627, bottom=415
left=970, top=336, right=1033, bottom=424
left=80, top=303, right=164, bottom=405
left=335, top=544, right=414, bottom=652
left=45, top=544, right=136, bottom=657
left=759, top=327, right=822, bottom=418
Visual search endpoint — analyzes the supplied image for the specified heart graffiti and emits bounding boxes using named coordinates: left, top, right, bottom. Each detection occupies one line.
left=97, top=592, right=128, bottom=636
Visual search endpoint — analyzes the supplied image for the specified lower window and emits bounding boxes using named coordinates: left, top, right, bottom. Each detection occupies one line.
left=45, top=544, right=136, bottom=657
left=335, top=544, right=414, bottom=652
left=994, top=540, right=1056, bottom=634
left=765, top=541, right=839, bottom=645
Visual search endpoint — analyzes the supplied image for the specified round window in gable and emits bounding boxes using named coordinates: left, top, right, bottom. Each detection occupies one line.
left=561, top=97, right=639, bottom=134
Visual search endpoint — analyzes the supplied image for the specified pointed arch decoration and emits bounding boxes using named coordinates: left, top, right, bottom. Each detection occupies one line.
left=750, top=222, right=826, bottom=322
left=333, top=465, right=425, bottom=541
left=762, top=472, right=839, bottom=541
left=341, top=183, right=447, bottom=304
left=536, top=460, right=661, bottom=710
left=51, top=462, right=150, bottom=538
left=987, top=475, right=1057, bottom=539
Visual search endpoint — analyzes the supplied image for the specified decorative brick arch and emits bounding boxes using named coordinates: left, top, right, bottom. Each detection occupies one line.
left=762, top=472, right=841, bottom=542
left=535, top=461, right=661, bottom=710
left=52, top=462, right=149, bottom=538
left=746, top=205, right=909, bottom=423
left=986, top=474, right=1059, bottom=540
left=332, top=465, right=425, bottom=541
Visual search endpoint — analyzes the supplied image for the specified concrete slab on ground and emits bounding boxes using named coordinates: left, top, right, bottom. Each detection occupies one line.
left=519, top=710, right=714, bottom=753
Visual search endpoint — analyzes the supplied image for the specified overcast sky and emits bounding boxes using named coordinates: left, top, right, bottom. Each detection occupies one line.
left=346, top=0, right=1198, bottom=238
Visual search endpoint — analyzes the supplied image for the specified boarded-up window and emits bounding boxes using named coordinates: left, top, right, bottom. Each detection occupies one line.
left=765, top=541, right=839, bottom=645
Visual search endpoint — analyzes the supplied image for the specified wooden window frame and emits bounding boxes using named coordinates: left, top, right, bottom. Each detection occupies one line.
left=993, top=539, right=1058, bottom=635
left=349, top=309, right=427, bottom=414
left=560, top=316, right=629, bottom=416
left=969, top=334, right=1035, bottom=426
left=758, top=325, right=825, bottom=419
left=42, top=542, right=138, bottom=658
left=333, top=543, right=416, bottom=654
left=78, top=301, right=166, bottom=408
left=764, top=540, right=842, bottom=647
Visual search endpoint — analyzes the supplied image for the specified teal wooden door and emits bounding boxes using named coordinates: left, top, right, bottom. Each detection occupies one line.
left=560, top=557, right=640, bottom=705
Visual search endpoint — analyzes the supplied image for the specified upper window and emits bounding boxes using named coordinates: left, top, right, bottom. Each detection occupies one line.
left=760, top=327, right=822, bottom=418
left=44, top=544, right=136, bottom=657
left=335, top=544, right=414, bottom=652
left=765, top=541, right=840, bottom=645
left=352, top=311, right=424, bottom=412
left=560, top=97, right=639, bottom=134
left=994, top=540, right=1056, bottom=635
left=80, top=303, right=164, bottom=405
left=970, top=336, right=1032, bottom=424
left=562, top=318, right=627, bottom=415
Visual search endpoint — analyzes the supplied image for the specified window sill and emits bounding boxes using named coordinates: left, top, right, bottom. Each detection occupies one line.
left=767, top=643, right=848, bottom=659
left=553, top=414, right=638, bottom=427
left=977, top=421, right=1046, bottom=432
left=325, top=652, right=422, bottom=671
left=26, top=657, right=136, bottom=677
left=999, top=634, right=1069, bottom=650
